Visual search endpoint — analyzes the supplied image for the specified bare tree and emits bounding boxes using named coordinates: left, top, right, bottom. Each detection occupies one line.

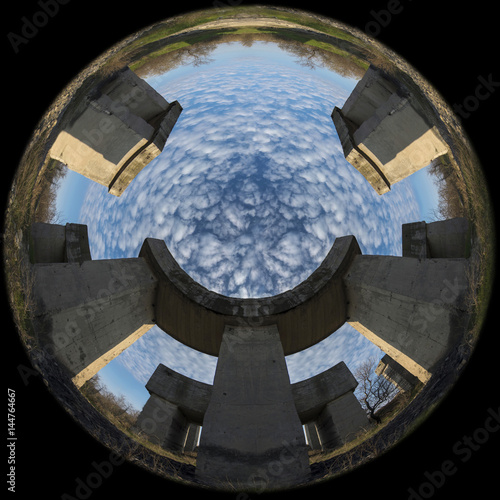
left=354, top=357, right=398, bottom=424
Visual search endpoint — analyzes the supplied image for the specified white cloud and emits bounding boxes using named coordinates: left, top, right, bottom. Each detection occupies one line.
left=77, top=41, right=421, bottom=386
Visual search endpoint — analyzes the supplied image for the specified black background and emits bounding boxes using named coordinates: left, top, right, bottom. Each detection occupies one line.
left=3, top=0, right=498, bottom=498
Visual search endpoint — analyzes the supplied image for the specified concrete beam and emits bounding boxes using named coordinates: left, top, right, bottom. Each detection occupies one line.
left=375, top=354, right=419, bottom=392
left=403, top=217, right=470, bottom=259
left=30, top=222, right=91, bottom=264
left=133, top=394, right=189, bottom=451
left=196, top=325, right=310, bottom=489
left=291, top=361, right=358, bottom=422
left=31, top=253, right=157, bottom=387
left=344, top=254, right=469, bottom=382
left=49, top=67, right=182, bottom=197
left=144, top=364, right=212, bottom=425
left=332, top=65, right=449, bottom=194
left=316, top=392, right=369, bottom=449
left=139, top=234, right=361, bottom=356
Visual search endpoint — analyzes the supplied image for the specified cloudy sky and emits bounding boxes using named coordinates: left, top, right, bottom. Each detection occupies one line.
left=56, top=40, right=439, bottom=411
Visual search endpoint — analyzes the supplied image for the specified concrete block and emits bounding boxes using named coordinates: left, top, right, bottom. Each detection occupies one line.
left=402, top=221, right=429, bottom=258
left=196, top=325, right=310, bottom=489
left=32, top=257, right=157, bottom=386
left=30, top=222, right=91, bottom=264
left=316, top=392, right=368, bottom=449
left=30, top=222, right=66, bottom=263
left=403, top=218, right=470, bottom=259
left=344, top=254, right=469, bottom=382
left=332, top=65, right=450, bottom=194
left=145, top=364, right=212, bottom=424
left=376, top=354, right=419, bottom=392
left=139, top=235, right=360, bottom=356
left=291, top=361, right=358, bottom=422
left=49, top=68, right=182, bottom=197
left=426, top=217, right=470, bottom=258
left=133, top=394, right=189, bottom=451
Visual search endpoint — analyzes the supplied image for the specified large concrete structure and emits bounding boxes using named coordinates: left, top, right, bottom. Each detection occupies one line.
left=332, top=65, right=449, bottom=194
left=402, top=217, right=470, bottom=259
left=375, top=354, right=419, bottom=393
left=197, top=325, right=310, bottom=488
left=134, top=359, right=368, bottom=469
left=49, top=67, right=182, bottom=196
left=29, top=217, right=469, bottom=488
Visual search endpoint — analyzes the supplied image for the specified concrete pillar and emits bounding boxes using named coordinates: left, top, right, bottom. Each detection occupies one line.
left=196, top=325, right=310, bottom=489
left=344, top=254, right=469, bottom=382
left=316, top=392, right=368, bottom=449
left=31, top=256, right=157, bottom=387
left=304, top=422, right=321, bottom=451
left=133, top=394, right=189, bottom=451
left=30, top=222, right=91, bottom=264
left=403, top=217, right=470, bottom=259
left=144, top=364, right=212, bottom=425
left=332, top=65, right=449, bottom=194
left=49, top=67, right=182, bottom=197
left=184, top=424, right=201, bottom=452
left=375, top=354, right=419, bottom=392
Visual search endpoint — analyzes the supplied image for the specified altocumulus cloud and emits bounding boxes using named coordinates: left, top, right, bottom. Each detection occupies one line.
left=79, top=41, right=420, bottom=383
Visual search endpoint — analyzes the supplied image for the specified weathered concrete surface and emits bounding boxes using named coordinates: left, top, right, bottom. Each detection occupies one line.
left=49, top=67, right=182, bottom=197
left=137, top=360, right=364, bottom=453
left=403, top=217, right=470, bottom=259
left=332, top=65, right=449, bottom=194
left=30, top=222, right=91, bottom=264
left=31, top=257, right=157, bottom=387
left=344, top=255, right=469, bottom=382
left=291, top=361, right=358, bottom=423
left=375, top=354, right=419, bottom=392
left=144, top=364, right=212, bottom=424
left=196, top=325, right=310, bottom=489
left=139, top=235, right=361, bottom=356
left=133, top=394, right=189, bottom=451
left=315, top=392, right=369, bottom=449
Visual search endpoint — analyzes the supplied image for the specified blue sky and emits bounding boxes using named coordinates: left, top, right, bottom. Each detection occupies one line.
left=55, top=40, right=440, bottom=411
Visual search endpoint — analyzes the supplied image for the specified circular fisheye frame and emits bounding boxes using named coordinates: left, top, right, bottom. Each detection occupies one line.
left=4, top=4, right=494, bottom=494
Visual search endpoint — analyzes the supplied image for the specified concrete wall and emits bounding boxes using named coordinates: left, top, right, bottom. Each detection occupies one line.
left=316, top=392, right=369, bottom=449
left=291, top=361, right=358, bottom=422
left=139, top=235, right=361, bottom=356
left=332, top=65, right=449, bottom=194
left=196, top=325, right=310, bottom=489
left=49, top=67, right=182, bottom=197
left=344, top=254, right=469, bottom=382
left=144, top=364, right=212, bottom=425
left=402, top=217, right=470, bottom=259
left=136, top=359, right=368, bottom=457
left=375, top=354, right=419, bottom=392
left=30, top=222, right=91, bottom=264
left=31, top=255, right=157, bottom=387
left=133, top=394, right=189, bottom=451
